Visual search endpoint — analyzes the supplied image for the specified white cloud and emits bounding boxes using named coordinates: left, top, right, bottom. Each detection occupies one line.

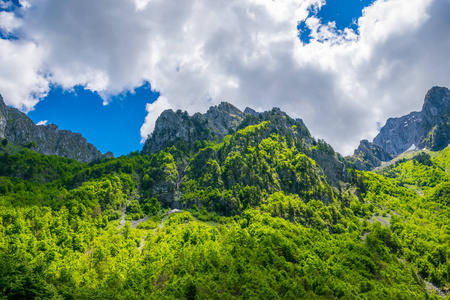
left=0, top=0, right=448, bottom=154
left=0, top=11, right=22, bottom=33
left=36, top=120, right=48, bottom=125
left=140, top=96, right=171, bottom=142
left=19, top=0, right=31, bottom=8
left=0, top=38, right=48, bottom=111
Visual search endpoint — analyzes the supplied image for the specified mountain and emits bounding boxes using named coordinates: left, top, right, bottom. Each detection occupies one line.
left=373, top=86, right=450, bottom=155
left=0, top=94, right=113, bottom=163
left=142, top=102, right=246, bottom=154
left=348, top=139, right=393, bottom=171
left=142, top=102, right=348, bottom=195
left=2, top=93, right=450, bottom=298
left=142, top=102, right=313, bottom=154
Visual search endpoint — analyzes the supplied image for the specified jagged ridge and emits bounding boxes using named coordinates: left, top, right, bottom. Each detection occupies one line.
left=0, top=94, right=113, bottom=163
left=373, top=86, right=450, bottom=155
left=142, top=102, right=312, bottom=155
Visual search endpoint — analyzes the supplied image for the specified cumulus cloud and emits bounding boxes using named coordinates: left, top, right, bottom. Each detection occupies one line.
left=0, top=0, right=449, bottom=154
left=0, top=38, right=48, bottom=111
left=140, top=96, right=171, bottom=142
left=36, top=120, right=48, bottom=125
left=0, top=11, right=22, bottom=33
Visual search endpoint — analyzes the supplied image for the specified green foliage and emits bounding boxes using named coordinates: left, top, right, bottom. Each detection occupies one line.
left=0, top=150, right=85, bottom=183
left=165, top=211, right=194, bottom=227
left=142, top=197, right=161, bottom=215
left=181, top=122, right=334, bottom=216
left=3, top=118, right=450, bottom=298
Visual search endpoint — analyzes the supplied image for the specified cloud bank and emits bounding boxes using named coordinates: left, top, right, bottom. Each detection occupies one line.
left=0, top=0, right=449, bottom=154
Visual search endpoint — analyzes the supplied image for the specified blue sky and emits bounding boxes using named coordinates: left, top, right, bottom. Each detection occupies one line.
left=0, top=0, right=449, bottom=156
left=27, top=84, right=159, bottom=156
left=298, top=0, right=375, bottom=43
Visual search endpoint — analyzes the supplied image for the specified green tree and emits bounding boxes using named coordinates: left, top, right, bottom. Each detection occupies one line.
left=142, top=197, right=161, bottom=215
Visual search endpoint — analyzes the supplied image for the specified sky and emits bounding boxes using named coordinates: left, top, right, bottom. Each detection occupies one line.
left=0, top=0, right=449, bottom=157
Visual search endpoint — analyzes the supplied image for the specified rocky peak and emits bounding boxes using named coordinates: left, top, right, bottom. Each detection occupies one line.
left=207, top=102, right=242, bottom=115
left=243, top=107, right=258, bottom=116
left=142, top=102, right=247, bottom=154
left=373, top=111, right=423, bottom=155
left=422, top=86, right=450, bottom=124
left=142, top=102, right=308, bottom=155
left=142, top=101, right=349, bottom=186
left=372, top=87, right=450, bottom=156
left=0, top=94, right=111, bottom=162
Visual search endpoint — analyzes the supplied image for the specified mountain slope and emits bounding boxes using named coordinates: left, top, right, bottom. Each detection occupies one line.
left=2, top=124, right=450, bottom=298
left=142, top=103, right=347, bottom=190
left=374, top=86, right=450, bottom=155
left=0, top=94, right=112, bottom=162
left=2, top=93, right=450, bottom=298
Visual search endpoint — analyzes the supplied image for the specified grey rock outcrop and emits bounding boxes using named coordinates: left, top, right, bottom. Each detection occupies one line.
left=0, top=94, right=111, bottom=163
left=142, top=102, right=246, bottom=154
left=373, top=86, right=450, bottom=155
left=349, top=140, right=393, bottom=171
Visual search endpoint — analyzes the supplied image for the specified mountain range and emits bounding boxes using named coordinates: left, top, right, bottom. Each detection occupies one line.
left=143, top=86, right=450, bottom=173
left=1, top=86, right=450, bottom=298
left=2, top=86, right=449, bottom=171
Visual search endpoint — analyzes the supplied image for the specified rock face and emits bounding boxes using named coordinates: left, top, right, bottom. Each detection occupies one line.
left=373, top=86, right=450, bottom=155
left=350, top=140, right=393, bottom=171
left=142, top=102, right=246, bottom=154
left=0, top=94, right=111, bottom=163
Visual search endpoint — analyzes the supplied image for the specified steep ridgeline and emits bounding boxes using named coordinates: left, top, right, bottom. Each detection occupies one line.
left=142, top=102, right=314, bottom=155
left=142, top=102, right=246, bottom=154
left=142, top=102, right=318, bottom=155
left=0, top=94, right=113, bottom=163
left=374, top=86, right=450, bottom=155
left=349, top=140, right=393, bottom=171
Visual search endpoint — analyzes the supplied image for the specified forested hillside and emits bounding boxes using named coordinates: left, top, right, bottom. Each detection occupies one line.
left=1, top=111, right=450, bottom=299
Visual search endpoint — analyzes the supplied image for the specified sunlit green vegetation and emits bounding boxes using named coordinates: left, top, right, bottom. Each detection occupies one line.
left=1, top=117, right=450, bottom=298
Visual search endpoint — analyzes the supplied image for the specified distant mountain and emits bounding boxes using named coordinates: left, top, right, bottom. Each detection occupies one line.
left=0, top=94, right=113, bottom=163
left=374, top=86, right=450, bottom=155
left=349, top=86, right=450, bottom=170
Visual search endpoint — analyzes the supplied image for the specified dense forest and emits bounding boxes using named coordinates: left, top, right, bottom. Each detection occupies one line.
left=1, top=113, right=450, bottom=299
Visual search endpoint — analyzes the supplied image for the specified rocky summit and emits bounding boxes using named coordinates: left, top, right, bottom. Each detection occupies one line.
left=373, top=86, right=450, bottom=155
left=0, top=94, right=112, bottom=163
left=142, top=102, right=246, bottom=154
left=142, top=102, right=317, bottom=155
